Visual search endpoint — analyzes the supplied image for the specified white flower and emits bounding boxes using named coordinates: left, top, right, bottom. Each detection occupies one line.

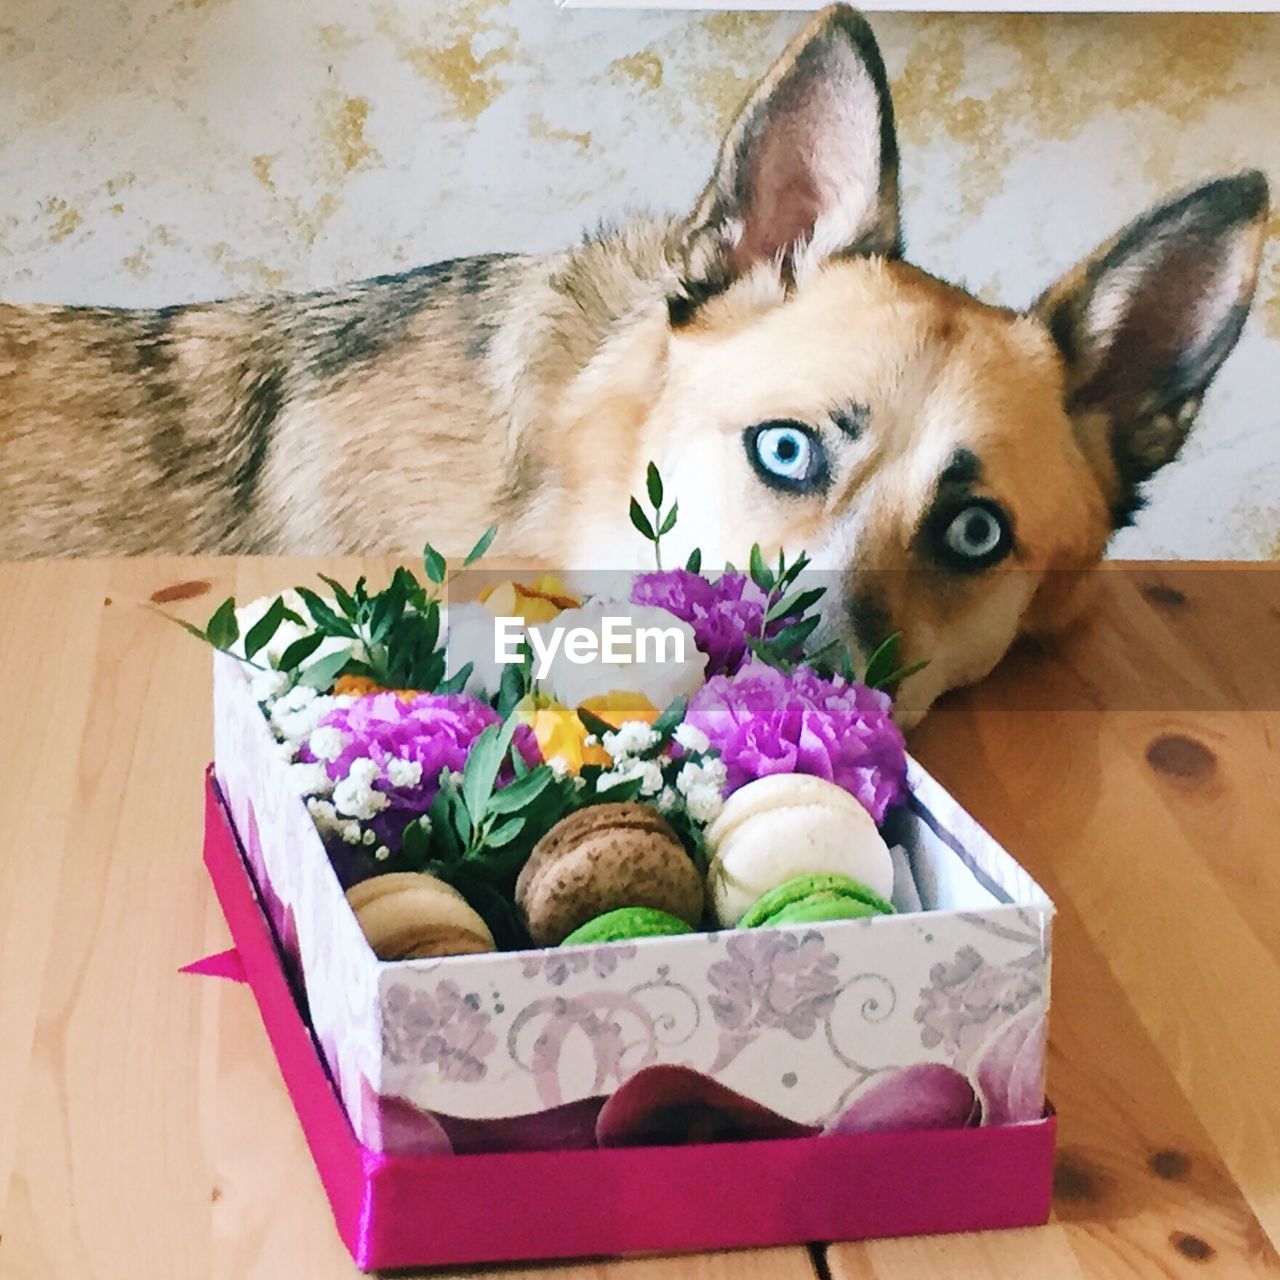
left=656, top=785, right=679, bottom=813
left=530, top=599, right=707, bottom=711
left=362, top=828, right=377, bottom=847
left=333, top=771, right=388, bottom=821
left=250, top=668, right=291, bottom=703
left=673, top=723, right=710, bottom=755
left=286, top=762, right=332, bottom=797
left=374, top=845, right=391, bottom=861
left=602, top=720, right=660, bottom=761
left=676, top=757, right=727, bottom=796
left=443, top=601, right=515, bottom=698
left=306, top=798, right=340, bottom=835
left=308, top=726, right=347, bottom=762
left=385, top=757, right=423, bottom=788
left=271, top=693, right=336, bottom=747
left=598, top=758, right=664, bottom=797
left=684, top=783, right=724, bottom=825
left=348, top=757, right=380, bottom=786
left=339, top=822, right=363, bottom=845
left=547, top=756, right=570, bottom=779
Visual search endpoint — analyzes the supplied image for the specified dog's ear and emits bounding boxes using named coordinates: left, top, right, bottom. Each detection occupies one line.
left=669, top=5, right=900, bottom=325
left=1033, top=171, right=1269, bottom=526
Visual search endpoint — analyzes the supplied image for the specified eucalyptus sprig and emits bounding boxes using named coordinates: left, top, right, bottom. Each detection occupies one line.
left=171, top=524, right=499, bottom=697
left=744, top=543, right=825, bottom=670
left=630, top=462, right=678, bottom=570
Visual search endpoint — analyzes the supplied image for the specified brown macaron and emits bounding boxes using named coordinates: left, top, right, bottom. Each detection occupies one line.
left=346, top=872, right=496, bottom=960
left=516, top=802, right=703, bottom=947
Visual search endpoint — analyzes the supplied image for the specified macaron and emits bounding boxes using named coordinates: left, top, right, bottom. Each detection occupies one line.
left=705, top=774, right=894, bottom=927
left=560, top=907, right=695, bottom=947
left=738, top=873, right=895, bottom=929
left=516, top=803, right=703, bottom=946
left=346, top=872, right=496, bottom=960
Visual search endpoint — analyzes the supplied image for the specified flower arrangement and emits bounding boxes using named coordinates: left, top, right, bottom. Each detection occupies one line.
left=178, top=463, right=925, bottom=957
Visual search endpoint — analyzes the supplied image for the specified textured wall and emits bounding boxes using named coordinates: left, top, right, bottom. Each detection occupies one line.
left=1, top=3, right=1277, bottom=557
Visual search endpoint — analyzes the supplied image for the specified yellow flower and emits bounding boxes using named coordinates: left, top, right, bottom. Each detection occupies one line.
left=578, top=690, right=661, bottom=729
left=516, top=695, right=608, bottom=774
left=332, top=675, right=417, bottom=703
left=479, top=575, right=579, bottom=625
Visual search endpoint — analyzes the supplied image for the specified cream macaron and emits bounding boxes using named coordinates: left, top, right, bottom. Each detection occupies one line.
left=346, top=872, right=496, bottom=960
left=705, top=774, right=895, bottom=926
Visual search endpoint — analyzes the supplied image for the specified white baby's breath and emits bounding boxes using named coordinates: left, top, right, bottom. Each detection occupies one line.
left=602, top=720, right=659, bottom=761
left=309, top=726, right=347, bottom=762
left=673, top=723, right=710, bottom=755
left=286, top=762, right=332, bottom=797
left=385, top=757, right=423, bottom=789
left=333, top=769, right=388, bottom=821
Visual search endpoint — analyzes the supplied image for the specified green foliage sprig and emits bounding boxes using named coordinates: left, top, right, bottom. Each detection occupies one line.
left=629, top=462, right=678, bottom=570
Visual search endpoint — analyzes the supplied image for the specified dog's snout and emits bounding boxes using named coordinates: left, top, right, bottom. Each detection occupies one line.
left=844, top=582, right=893, bottom=661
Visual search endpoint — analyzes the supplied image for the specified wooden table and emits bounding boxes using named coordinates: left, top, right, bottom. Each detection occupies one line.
left=2, top=557, right=1279, bottom=1279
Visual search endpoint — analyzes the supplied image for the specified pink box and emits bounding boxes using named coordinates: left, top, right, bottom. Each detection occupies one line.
left=198, top=769, right=1056, bottom=1270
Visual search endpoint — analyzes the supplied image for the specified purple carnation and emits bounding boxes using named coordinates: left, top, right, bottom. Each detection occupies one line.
left=684, top=662, right=907, bottom=824
left=631, top=569, right=770, bottom=675
left=302, top=691, right=537, bottom=847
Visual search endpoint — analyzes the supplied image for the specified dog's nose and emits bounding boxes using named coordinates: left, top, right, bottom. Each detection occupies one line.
left=844, top=583, right=893, bottom=662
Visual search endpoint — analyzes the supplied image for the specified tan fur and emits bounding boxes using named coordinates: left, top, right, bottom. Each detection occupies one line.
left=0, top=7, right=1267, bottom=724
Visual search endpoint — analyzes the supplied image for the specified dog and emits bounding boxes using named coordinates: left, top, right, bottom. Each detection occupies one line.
left=0, top=6, right=1268, bottom=723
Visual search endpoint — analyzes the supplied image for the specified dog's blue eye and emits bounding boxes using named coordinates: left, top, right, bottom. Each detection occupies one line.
left=937, top=501, right=1012, bottom=569
left=746, top=422, right=828, bottom=493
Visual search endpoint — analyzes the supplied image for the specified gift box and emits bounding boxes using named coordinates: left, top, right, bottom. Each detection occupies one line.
left=200, top=649, right=1056, bottom=1269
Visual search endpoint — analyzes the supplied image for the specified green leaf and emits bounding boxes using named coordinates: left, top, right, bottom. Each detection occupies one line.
left=745, top=635, right=787, bottom=670
left=277, top=631, right=325, bottom=671
left=658, top=502, right=679, bottom=536
left=748, top=544, right=774, bottom=592
left=496, top=661, right=527, bottom=719
left=629, top=498, right=656, bottom=542
left=242, top=596, right=286, bottom=662
left=862, top=632, right=902, bottom=690
left=650, top=693, right=688, bottom=743
left=868, top=658, right=930, bottom=692
left=464, top=525, right=498, bottom=566
left=423, top=543, right=447, bottom=584
left=297, top=648, right=352, bottom=690
left=169, top=616, right=209, bottom=644
left=316, top=575, right=358, bottom=619
left=295, top=587, right=357, bottom=638
left=426, top=785, right=469, bottom=863
left=485, top=766, right=554, bottom=815
left=368, top=575, right=407, bottom=645
left=778, top=551, right=810, bottom=591
left=205, top=597, right=240, bottom=651
left=483, top=814, right=527, bottom=848
left=575, top=705, right=615, bottom=740
left=399, top=816, right=431, bottom=866
left=646, top=461, right=663, bottom=510
left=768, top=615, right=821, bottom=653
left=685, top=547, right=702, bottom=574
left=436, top=661, right=473, bottom=695
left=765, top=586, right=824, bottom=624
left=461, top=715, right=520, bottom=821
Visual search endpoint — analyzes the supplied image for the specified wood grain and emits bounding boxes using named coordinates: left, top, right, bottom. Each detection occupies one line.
left=1, top=559, right=1278, bottom=1279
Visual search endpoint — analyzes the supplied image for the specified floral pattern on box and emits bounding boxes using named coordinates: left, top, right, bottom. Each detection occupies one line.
left=214, top=651, right=1052, bottom=1154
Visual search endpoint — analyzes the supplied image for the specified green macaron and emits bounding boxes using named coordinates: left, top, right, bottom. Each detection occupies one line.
left=738, top=873, right=896, bottom=929
left=559, top=907, right=696, bottom=947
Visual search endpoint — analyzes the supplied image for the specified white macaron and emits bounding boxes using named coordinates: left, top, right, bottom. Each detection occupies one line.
left=706, top=774, right=894, bottom=926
